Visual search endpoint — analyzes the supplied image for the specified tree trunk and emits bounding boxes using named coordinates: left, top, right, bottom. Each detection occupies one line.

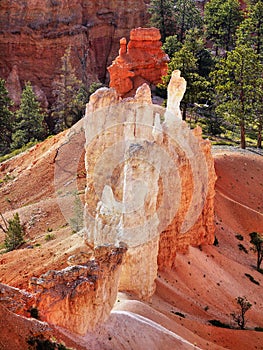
left=240, top=121, right=246, bottom=149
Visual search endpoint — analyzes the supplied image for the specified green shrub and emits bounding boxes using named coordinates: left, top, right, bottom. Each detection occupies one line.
left=171, top=310, right=185, bottom=318
left=27, top=336, right=72, bottom=350
left=244, top=273, right=260, bottom=285
left=238, top=243, right=248, bottom=254
left=45, top=233, right=55, bottom=241
left=4, top=213, right=25, bottom=252
left=208, top=319, right=231, bottom=328
left=235, top=234, right=244, bottom=241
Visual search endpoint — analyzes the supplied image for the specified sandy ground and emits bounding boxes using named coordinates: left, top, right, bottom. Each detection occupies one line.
left=0, top=127, right=262, bottom=349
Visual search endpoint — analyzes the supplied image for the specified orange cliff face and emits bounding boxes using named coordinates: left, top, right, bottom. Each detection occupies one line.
left=0, top=0, right=150, bottom=106
left=107, top=27, right=169, bottom=97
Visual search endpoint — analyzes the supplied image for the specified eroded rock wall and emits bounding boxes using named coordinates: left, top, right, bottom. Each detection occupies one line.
left=0, top=0, right=150, bottom=105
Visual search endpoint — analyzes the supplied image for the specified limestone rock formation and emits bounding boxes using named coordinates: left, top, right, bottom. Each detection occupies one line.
left=0, top=0, right=150, bottom=104
left=107, top=27, right=169, bottom=97
left=84, top=71, right=216, bottom=300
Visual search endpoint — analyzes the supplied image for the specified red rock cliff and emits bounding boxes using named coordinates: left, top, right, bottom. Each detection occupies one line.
left=0, top=0, right=150, bottom=105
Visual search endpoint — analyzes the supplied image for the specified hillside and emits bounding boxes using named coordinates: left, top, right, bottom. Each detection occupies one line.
left=0, top=122, right=262, bottom=349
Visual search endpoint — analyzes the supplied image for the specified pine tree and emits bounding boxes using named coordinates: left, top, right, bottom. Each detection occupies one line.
left=204, top=0, right=243, bottom=55
left=173, top=0, right=203, bottom=43
left=148, top=0, right=176, bottom=41
left=11, top=82, right=46, bottom=150
left=212, top=44, right=263, bottom=149
left=51, top=47, right=87, bottom=133
left=4, top=213, right=25, bottom=252
left=237, top=1, right=263, bottom=57
left=0, top=79, right=13, bottom=155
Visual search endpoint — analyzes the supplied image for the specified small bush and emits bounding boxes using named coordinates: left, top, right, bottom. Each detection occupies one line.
left=213, top=236, right=219, bottom=246
left=238, top=243, right=248, bottom=254
left=27, top=336, right=71, bottom=350
left=45, top=233, right=55, bottom=241
left=29, top=307, right=39, bottom=319
left=254, top=327, right=263, bottom=332
left=208, top=319, right=231, bottom=328
left=171, top=310, right=185, bottom=318
left=235, top=234, right=244, bottom=241
left=244, top=273, right=260, bottom=285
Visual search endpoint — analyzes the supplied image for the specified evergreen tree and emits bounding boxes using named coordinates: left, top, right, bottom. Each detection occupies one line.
left=204, top=0, right=243, bottom=55
left=148, top=0, right=176, bottom=41
left=162, top=34, right=182, bottom=58
left=173, top=0, right=203, bottom=43
left=4, top=213, right=25, bottom=252
left=51, top=47, right=87, bottom=133
left=184, top=28, right=214, bottom=78
left=212, top=44, right=263, bottom=149
left=237, top=1, right=263, bottom=57
left=11, top=82, right=46, bottom=150
left=0, top=79, right=13, bottom=155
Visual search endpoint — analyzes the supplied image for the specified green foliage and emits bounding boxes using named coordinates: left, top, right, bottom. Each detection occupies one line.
left=45, top=233, right=55, bottom=241
left=204, top=0, right=243, bottom=54
left=231, top=296, right=252, bottom=329
left=244, top=273, right=260, bottom=285
left=162, top=35, right=182, bottom=58
left=235, top=234, right=244, bottom=241
left=88, top=81, right=104, bottom=95
left=148, top=0, right=176, bottom=40
left=29, top=307, right=39, bottom=319
left=237, top=1, right=263, bottom=56
left=51, top=47, right=88, bottom=133
left=11, top=82, right=46, bottom=150
left=0, top=140, right=38, bottom=163
left=212, top=44, right=263, bottom=149
left=171, top=310, right=186, bottom=318
left=148, top=0, right=202, bottom=42
left=3, top=213, right=25, bottom=252
left=208, top=319, right=231, bottom=328
left=0, top=79, right=13, bottom=155
left=173, top=0, right=203, bottom=42
left=238, top=243, right=248, bottom=253
left=27, top=337, right=72, bottom=350
left=213, top=236, right=219, bottom=246
left=250, top=232, right=263, bottom=271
